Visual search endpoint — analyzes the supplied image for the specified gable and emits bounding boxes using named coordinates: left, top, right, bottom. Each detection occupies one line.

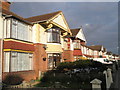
left=52, top=14, right=68, bottom=30
left=70, top=28, right=80, bottom=37
left=101, top=46, right=104, bottom=51
left=76, top=28, right=86, bottom=42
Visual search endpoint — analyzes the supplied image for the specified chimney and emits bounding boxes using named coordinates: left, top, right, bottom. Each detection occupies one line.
left=1, top=0, right=11, bottom=10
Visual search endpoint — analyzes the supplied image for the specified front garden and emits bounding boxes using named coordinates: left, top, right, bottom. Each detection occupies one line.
left=35, top=60, right=110, bottom=89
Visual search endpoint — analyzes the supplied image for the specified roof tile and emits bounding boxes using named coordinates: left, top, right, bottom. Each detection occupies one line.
left=25, top=11, right=62, bottom=23
left=70, top=28, right=81, bottom=37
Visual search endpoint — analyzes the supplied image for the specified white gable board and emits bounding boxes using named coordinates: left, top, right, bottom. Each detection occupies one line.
left=76, top=28, right=86, bottom=42
left=52, top=14, right=68, bottom=29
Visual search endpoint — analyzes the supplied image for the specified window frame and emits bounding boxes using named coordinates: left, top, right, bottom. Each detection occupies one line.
left=47, top=28, right=60, bottom=43
left=11, top=19, right=32, bottom=42
left=47, top=53, right=61, bottom=69
left=4, top=51, right=33, bottom=72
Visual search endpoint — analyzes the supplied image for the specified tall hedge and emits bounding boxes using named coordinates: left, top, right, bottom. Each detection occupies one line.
left=57, top=60, right=107, bottom=71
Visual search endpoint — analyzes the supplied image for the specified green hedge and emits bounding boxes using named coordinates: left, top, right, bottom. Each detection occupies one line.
left=35, top=60, right=107, bottom=89
left=57, top=60, right=107, bottom=72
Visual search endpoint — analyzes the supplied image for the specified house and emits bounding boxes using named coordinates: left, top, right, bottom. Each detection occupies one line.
left=63, top=28, right=87, bottom=61
left=1, top=0, right=118, bottom=82
left=81, top=45, right=94, bottom=59
left=106, top=51, right=113, bottom=60
left=25, top=11, right=72, bottom=70
left=1, top=1, right=72, bottom=81
left=63, top=35, right=74, bottom=62
left=106, top=52, right=120, bottom=61
left=88, top=45, right=106, bottom=58
left=113, top=54, right=119, bottom=60
left=1, top=1, right=36, bottom=81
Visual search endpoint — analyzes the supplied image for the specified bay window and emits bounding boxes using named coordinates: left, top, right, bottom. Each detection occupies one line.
left=11, top=19, right=32, bottom=42
left=74, top=40, right=81, bottom=49
left=4, top=52, right=33, bottom=72
left=4, top=52, right=10, bottom=72
left=47, top=28, right=60, bottom=43
left=12, top=19, right=17, bottom=38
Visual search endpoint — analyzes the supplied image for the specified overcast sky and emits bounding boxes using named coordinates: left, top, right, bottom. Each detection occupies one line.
left=10, top=2, right=118, bottom=54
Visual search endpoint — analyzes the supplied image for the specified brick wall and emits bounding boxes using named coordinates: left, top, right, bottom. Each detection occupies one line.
left=33, top=44, right=48, bottom=75
left=63, top=50, right=74, bottom=62
left=4, top=40, right=35, bottom=51
left=2, top=70, right=36, bottom=81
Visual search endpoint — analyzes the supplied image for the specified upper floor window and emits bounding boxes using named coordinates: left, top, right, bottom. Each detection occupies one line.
left=11, top=19, right=32, bottom=42
left=47, top=28, right=60, bottom=43
left=74, top=40, right=81, bottom=49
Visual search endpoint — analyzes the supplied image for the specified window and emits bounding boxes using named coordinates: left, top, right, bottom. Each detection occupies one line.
left=17, top=21, right=28, bottom=41
left=11, top=52, right=18, bottom=71
left=47, top=28, right=60, bottom=43
left=11, top=19, right=32, bottom=42
left=4, top=52, right=10, bottom=72
left=29, top=26, right=32, bottom=41
left=4, top=52, right=33, bottom=72
left=74, top=40, right=81, bottom=49
left=48, top=53, right=61, bottom=69
left=12, top=19, right=17, bottom=38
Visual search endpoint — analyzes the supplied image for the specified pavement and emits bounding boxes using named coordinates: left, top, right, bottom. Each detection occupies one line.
left=110, top=68, right=120, bottom=90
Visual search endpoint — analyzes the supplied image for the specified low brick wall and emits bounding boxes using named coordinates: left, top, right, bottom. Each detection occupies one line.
left=2, top=70, right=37, bottom=81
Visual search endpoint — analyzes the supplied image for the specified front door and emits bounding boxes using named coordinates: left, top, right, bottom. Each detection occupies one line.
left=48, top=53, right=61, bottom=69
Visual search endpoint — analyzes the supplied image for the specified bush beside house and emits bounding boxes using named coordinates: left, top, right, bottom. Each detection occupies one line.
left=3, top=74, right=24, bottom=86
left=35, top=60, right=107, bottom=89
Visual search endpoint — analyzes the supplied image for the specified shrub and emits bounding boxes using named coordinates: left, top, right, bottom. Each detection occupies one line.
left=73, top=60, right=93, bottom=68
left=3, top=74, right=24, bottom=85
left=57, top=62, right=74, bottom=71
left=36, top=59, right=107, bottom=89
left=57, top=60, right=107, bottom=72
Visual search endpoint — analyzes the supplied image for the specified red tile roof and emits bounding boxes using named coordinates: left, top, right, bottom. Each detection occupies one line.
left=25, top=11, right=62, bottom=23
left=70, top=28, right=81, bottom=37
left=2, top=9, right=32, bottom=25
left=73, top=50, right=82, bottom=56
left=88, top=45, right=102, bottom=51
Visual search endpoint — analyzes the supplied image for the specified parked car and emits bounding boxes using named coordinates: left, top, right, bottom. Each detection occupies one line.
left=93, top=58, right=113, bottom=64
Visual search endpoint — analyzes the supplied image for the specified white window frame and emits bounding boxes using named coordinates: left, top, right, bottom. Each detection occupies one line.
left=4, top=52, right=33, bottom=72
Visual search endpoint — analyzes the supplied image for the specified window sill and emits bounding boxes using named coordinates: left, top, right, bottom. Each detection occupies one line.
left=47, top=42, right=61, bottom=44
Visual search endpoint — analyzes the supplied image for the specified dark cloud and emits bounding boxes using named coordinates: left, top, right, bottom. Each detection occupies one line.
left=10, top=2, right=118, bottom=54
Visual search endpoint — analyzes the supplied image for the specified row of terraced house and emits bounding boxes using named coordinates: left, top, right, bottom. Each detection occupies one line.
left=0, top=1, right=119, bottom=81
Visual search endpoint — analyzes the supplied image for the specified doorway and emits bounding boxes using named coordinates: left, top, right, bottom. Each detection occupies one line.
left=48, top=53, right=61, bottom=69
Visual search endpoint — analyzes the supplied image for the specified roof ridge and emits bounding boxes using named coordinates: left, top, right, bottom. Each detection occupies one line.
left=25, top=11, right=62, bottom=20
left=2, top=9, right=32, bottom=25
left=24, top=11, right=62, bottom=22
left=71, top=28, right=81, bottom=30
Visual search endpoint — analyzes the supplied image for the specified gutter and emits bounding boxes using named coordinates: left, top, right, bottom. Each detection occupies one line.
left=4, top=15, right=33, bottom=25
